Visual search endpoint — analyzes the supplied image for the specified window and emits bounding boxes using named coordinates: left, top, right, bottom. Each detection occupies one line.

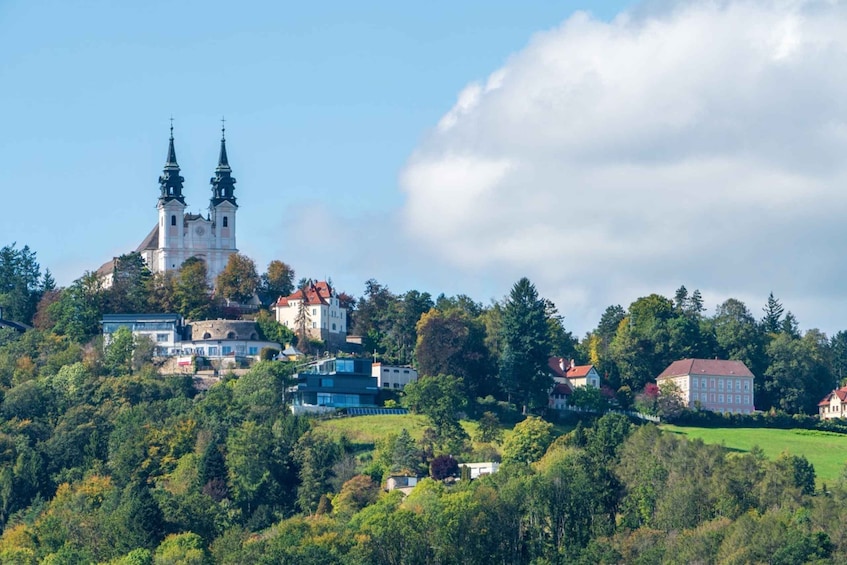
left=744, top=381, right=750, bottom=391
left=208, top=346, right=218, bottom=356
left=383, top=382, right=390, bottom=387
left=736, top=381, right=741, bottom=391
left=203, top=332, right=211, bottom=339
left=692, top=380, right=698, bottom=390
left=718, top=379, right=724, bottom=390
left=171, top=215, right=176, bottom=226
left=319, top=378, right=334, bottom=388
left=312, top=308, right=317, bottom=315
left=718, top=394, right=724, bottom=403
left=701, top=378, right=707, bottom=389
left=332, top=323, right=336, bottom=330
left=736, top=395, right=741, bottom=404
left=312, top=322, right=317, bottom=328
left=248, top=347, right=258, bottom=355
left=222, top=346, right=232, bottom=355
left=727, top=395, right=732, bottom=404
left=223, top=216, right=228, bottom=227
left=156, top=333, right=168, bottom=342
left=227, top=331, right=236, bottom=339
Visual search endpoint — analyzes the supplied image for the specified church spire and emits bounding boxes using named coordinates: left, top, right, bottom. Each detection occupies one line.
left=159, top=119, right=186, bottom=204
left=210, top=118, right=237, bottom=207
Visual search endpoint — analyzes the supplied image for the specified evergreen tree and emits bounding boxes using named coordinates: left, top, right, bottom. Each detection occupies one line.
left=761, top=292, right=785, bottom=334
left=498, top=278, right=552, bottom=413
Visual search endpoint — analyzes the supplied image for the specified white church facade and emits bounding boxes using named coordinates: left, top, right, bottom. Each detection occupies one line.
left=134, top=124, right=239, bottom=283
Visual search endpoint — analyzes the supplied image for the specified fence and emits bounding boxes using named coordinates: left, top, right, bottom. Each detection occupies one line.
left=557, top=405, right=660, bottom=423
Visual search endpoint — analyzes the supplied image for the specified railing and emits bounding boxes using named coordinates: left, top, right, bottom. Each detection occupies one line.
left=557, top=405, right=660, bottom=423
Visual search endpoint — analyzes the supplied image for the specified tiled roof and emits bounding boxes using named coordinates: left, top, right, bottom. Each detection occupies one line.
left=551, top=382, right=573, bottom=395
left=819, top=386, right=847, bottom=406
left=657, top=358, right=754, bottom=379
left=567, top=365, right=595, bottom=378
left=96, top=258, right=116, bottom=277
left=275, top=281, right=334, bottom=308
left=548, top=356, right=571, bottom=378
left=135, top=224, right=159, bottom=252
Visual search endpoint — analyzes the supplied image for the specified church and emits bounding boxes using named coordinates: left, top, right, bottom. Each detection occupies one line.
left=134, top=123, right=239, bottom=284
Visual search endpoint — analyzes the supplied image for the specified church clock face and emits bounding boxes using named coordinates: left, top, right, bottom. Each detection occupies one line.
left=195, top=226, right=205, bottom=236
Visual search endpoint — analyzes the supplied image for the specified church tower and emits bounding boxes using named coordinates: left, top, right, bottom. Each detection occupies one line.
left=157, top=123, right=187, bottom=272
left=208, top=122, right=238, bottom=277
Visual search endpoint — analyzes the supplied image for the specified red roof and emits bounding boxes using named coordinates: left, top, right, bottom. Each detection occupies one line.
left=551, top=382, right=573, bottom=395
left=548, top=357, right=571, bottom=377
left=275, top=281, right=334, bottom=308
left=819, top=386, right=847, bottom=406
left=657, top=359, right=754, bottom=379
left=567, top=365, right=595, bottom=378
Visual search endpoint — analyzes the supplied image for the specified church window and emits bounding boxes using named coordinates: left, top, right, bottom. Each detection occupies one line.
left=223, top=216, right=228, bottom=227
left=171, top=215, right=176, bottom=226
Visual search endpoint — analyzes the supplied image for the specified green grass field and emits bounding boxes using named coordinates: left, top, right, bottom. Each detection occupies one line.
left=661, top=425, right=847, bottom=484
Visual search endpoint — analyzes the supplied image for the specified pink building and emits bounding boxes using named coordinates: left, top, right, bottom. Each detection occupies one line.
left=818, top=386, right=847, bottom=420
left=657, top=359, right=755, bottom=414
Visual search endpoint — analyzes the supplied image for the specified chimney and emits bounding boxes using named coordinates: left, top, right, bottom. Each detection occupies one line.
left=559, top=358, right=566, bottom=372
left=570, top=359, right=575, bottom=370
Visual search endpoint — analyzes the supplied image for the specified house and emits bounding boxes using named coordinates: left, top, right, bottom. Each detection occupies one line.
left=657, top=358, right=755, bottom=414
left=547, top=357, right=574, bottom=409
left=818, top=386, right=847, bottom=420
left=272, top=281, right=347, bottom=348
left=372, top=363, right=418, bottom=391
left=0, top=307, right=29, bottom=334
left=548, top=357, right=601, bottom=388
left=101, top=314, right=279, bottom=360
left=459, top=462, right=500, bottom=479
left=385, top=475, right=419, bottom=494
left=102, top=313, right=184, bottom=355
left=288, top=357, right=378, bottom=414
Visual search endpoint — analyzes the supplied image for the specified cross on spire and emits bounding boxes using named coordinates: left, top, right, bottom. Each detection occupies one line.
left=221, top=116, right=226, bottom=141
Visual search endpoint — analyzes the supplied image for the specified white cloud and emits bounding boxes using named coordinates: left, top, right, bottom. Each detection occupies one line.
left=400, top=0, right=847, bottom=335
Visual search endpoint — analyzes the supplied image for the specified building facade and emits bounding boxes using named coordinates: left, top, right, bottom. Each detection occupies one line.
left=372, top=363, right=418, bottom=390
left=818, top=386, right=847, bottom=420
left=135, top=124, right=239, bottom=284
left=273, top=281, right=348, bottom=347
left=657, top=358, right=755, bottom=414
left=101, top=314, right=278, bottom=360
left=289, top=357, right=378, bottom=413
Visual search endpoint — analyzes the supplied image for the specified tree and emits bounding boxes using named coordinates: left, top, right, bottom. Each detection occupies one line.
left=49, top=271, right=105, bottom=343
left=415, top=308, right=493, bottom=398
left=105, top=252, right=152, bottom=314
left=215, top=253, right=259, bottom=304
left=762, top=292, right=785, bottom=335
left=0, top=242, right=43, bottom=324
left=501, top=416, right=553, bottom=465
left=499, top=278, right=553, bottom=413
left=254, top=309, right=296, bottom=347
left=105, top=326, right=136, bottom=376
left=402, top=375, right=468, bottom=446
left=430, top=455, right=460, bottom=480
left=260, top=260, right=295, bottom=300
left=474, top=411, right=503, bottom=444
left=173, top=258, right=214, bottom=320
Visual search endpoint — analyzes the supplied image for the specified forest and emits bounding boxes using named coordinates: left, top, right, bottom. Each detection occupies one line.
left=3, top=242, right=847, bottom=562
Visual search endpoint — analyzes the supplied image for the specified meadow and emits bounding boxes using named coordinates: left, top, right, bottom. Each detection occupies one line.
left=661, top=425, right=847, bottom=484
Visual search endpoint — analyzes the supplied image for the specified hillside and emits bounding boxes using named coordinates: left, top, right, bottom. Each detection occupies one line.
left=661, top=425, right=847, bottom=484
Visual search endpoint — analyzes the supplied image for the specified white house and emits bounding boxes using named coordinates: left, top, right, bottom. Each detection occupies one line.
left=272, top=281, right=347, bottom=347
left=819, top=386, right=847, bottom=420
left=372, top=363, right=418, bottom=390
left=657, top=358, right=755, bottom=414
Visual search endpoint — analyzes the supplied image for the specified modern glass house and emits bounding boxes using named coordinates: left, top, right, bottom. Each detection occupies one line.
left=289, top=357, right=379, bottom=413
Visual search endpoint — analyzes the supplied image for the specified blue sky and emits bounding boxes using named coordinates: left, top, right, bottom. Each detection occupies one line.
left=5, top=0, right=847, bottom=337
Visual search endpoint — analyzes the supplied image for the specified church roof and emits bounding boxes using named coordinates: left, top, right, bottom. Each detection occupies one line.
left=96, top=258, right=117, bottom=277
left=136, top=224, right=159, bottom=252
